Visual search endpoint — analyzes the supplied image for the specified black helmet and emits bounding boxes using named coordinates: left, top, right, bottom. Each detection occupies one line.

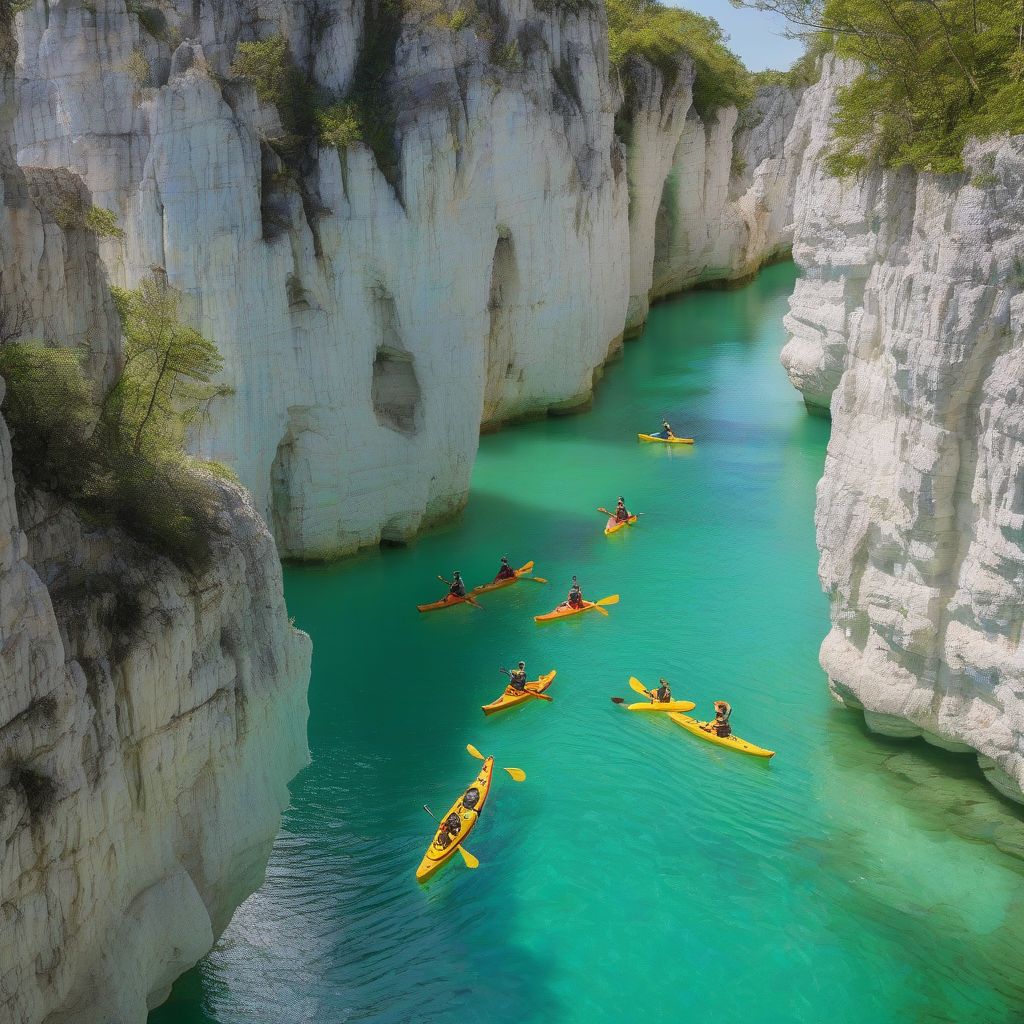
left=454, top=570, right=462, bottom=577
left=518, top=660, right=526, bottom=668
left=463, top=787, right=481, bottom=809
left=618, top=496, right=624, bottom=502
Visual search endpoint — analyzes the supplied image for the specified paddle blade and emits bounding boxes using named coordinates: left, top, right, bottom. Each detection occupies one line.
left=466, top=743, right=485, bottom=760
left=457, top=845, right=480, bottom=869
left=592, top=604, right=609, bottom=616
left=528, top=576, right=548, bottom=584
left=610, top=697, right=626, bottom=704
left=529, top=692, right=554, bottom=702
left=596, top=594, right=620, bottom=606
left=423, top=804, right=436, bottom=818
left=628, top=676, right=650, bottom=696
left=503, top=767, right=526, bottom=782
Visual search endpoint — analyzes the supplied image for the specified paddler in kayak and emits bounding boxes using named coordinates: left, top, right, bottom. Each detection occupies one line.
left=565, top=576, right=585, bottom=609
left=653, top=419, right=675, bottom=440
left=648, top=678, right=672, bottom=703
left=700, top=700, right=733, bottom=738
left=614, top=497, right=631, bottom=522
left=449, top=572, right=467, bottom=598
left=501, top=661, right=528, bottom=692
left=494, top=556, right=516, bottom=582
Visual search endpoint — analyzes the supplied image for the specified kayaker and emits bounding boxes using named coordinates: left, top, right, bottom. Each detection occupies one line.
left=701, top=700, right=733, bottom=738
left=650, top=678, right=672, bottom=703
left=615, top=496, right=631, bottom=522
left=449, top=572, right=467, bottom=598
left=502, top=662, right=528, bottom=692
left=566, top=576, right=584, bottom=609
left=463, top=787, right=480, bottom=811
left=494, top=556, right=516, bottom=581
left=655, top=419, right=675, bottom=439
left=437, top=810, right=462, bottom=849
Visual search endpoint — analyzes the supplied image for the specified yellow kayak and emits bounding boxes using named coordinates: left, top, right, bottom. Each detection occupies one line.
left=471, top=561, right=535, bottom=596
left=668, top=713, right=775, bottom=759
left=481, top=670, right=556, bottom=716
left=638, top=433, right=694, bottom=445
left=604, top=515, right=637, bottom=536
left=627, top=700, right=696, bottom=713
left=416, top=757, right=494, bottom=882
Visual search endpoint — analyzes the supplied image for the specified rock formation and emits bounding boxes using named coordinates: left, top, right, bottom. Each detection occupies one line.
left=12, top=0, right=806, bottom=558
left=0, top=11, right=311, bottom=1022
left=781, top=58, right=1024, bottom=803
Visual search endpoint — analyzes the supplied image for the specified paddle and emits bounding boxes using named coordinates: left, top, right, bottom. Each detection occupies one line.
left=499, top=670, right=554, bottom=702
left=611, top=697, right=627, bottom=705
left=436, top=575, right=485, bottom=610
left=597, top=507, right=643, bottom=519
left=526, top=576, right=548, bottom=584
left=589, top=594, right=620, bottom=617
left=466, top=743, right=526, bottom=781
left=422, top=805, right=479, bottom=869
left=629, top=675, right=654, bottom=699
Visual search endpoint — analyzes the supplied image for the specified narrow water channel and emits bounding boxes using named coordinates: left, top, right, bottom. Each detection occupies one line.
left=153, top=262, right=1024, bottom=1024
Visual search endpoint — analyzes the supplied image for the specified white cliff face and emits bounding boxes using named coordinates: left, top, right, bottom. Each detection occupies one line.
left=13, top=0, right=803, bottom=558
left=0, top=19, right=312, bottom=1022
left=782, top=61, right=1024, bottom=801
left=650, top=82, right=805, bottom=302
left=15, top=0, right=632, bottom=558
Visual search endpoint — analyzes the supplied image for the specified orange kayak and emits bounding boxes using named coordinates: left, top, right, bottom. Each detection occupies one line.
left=605, top=515, right=637, bottom=536
left=471, top=561, right=535, bottom=596
left=416, top=757, right=494, bottom=882
left=534, top=595, right=617, bottom=622
left=417, top=593, right=472, bottom=613
left=481, top=670, right=556, bottom=715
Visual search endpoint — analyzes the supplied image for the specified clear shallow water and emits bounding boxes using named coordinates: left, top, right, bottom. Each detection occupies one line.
left=152, top=263, right=1024, bottom=1024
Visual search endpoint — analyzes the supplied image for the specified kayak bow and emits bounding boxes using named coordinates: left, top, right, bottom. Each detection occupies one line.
left=481, top=670, right=557, bottom=715
left=416, top=756, right=494, bottom=881
left=637, top=433, right=694, bottom=445
left=668, top=713, right=775, bottom=759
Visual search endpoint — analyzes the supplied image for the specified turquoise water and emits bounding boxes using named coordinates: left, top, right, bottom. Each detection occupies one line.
left=153, top=263, right=1024, bottom=1024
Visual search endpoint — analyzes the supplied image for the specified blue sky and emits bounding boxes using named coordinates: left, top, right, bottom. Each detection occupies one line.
left=670, top=0, right=804, bottom=72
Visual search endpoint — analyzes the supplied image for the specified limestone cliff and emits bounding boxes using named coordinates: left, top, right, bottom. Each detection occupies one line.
left=12, top=0, right=804, bottom=558
left=782, top=58, right=1024, bottom=803
left=0, top=12, right=312, bottom=1022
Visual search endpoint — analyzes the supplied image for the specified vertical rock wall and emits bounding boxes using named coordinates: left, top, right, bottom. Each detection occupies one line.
left=0, top=12, right=312, bottom=1023
left=782, top=58, right=1024, bottom=803
left=12, top=0, right=807, bottom=558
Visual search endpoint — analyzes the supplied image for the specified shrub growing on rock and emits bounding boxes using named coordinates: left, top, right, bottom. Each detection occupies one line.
left=733, top=0, right=1024, bottom=174
left=606, top=0, right=752, bottom=118
left=0, top=276, right=232, bottom=569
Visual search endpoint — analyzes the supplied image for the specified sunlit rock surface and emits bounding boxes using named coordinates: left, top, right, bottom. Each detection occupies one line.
left=783, top=58, right=1024, bottom=801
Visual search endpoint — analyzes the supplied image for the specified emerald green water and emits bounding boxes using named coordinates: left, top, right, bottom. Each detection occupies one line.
left=153, top=263, right=1024, bottom=1024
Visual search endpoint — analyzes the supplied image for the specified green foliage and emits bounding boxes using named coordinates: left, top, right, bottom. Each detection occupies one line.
left=449, top=6, right=470, bottom=30
left=124, top=48, right=150, bottom=86
left=317, top=101, right=363, bottom=150
left=492, top=38, right=523, bottom=71
left=0, top=277, right=232, bottom=569
left=730, top=151, right=747, bottom=177
left=735, top=0, right=1024, bottom=174
left=232, top=26, right=403, bottom=191
left=606, top=0, right=752, bottom=119
left=0, top=343, right=96, bottom=494
left=84, top=206, right=125, bottom=239
left=230, top=35, right=316, bottom=147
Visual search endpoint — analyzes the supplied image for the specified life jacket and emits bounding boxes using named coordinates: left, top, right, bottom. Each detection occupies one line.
left=509, top=670, right=527, bottom=690
left=616, top=506, right=629, bottom=521
left=656, top=686, right=671, bottom=702
left=450, top=579, right=466, bottom=596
